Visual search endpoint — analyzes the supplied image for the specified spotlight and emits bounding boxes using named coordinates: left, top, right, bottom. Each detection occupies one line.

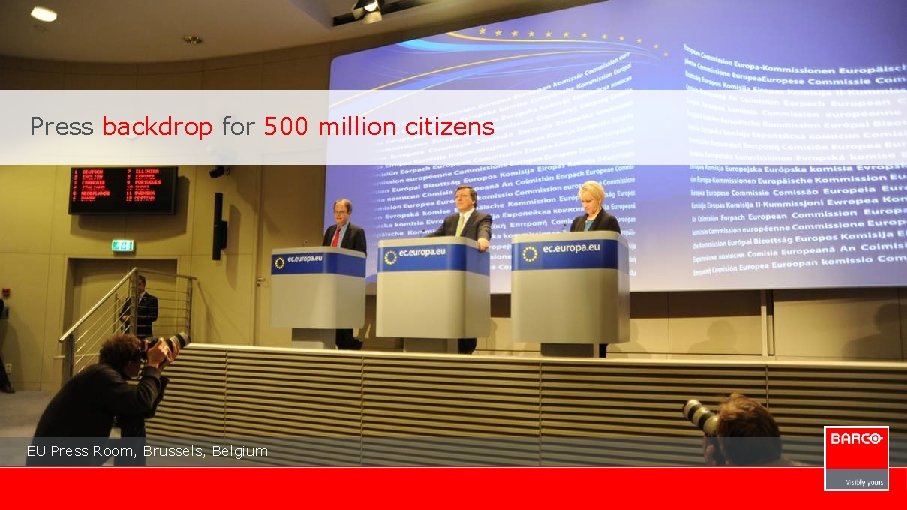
left=352, top=0, right=384, bottom=23
left=356, top=0, right=382, bottom=13
left=334, top=0, right=430, bottom=27
left=209, top=165, right=230, bottom=178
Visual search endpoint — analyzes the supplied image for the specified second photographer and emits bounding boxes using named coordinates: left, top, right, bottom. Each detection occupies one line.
left=684, top=393, right=805, bottom=467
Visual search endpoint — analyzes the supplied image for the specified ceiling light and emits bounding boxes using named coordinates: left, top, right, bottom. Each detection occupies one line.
left=354, top=0, right=383, bottom=13
left=334, top=0, right=429, bottom=27
left=31, top=6, right=57, bottom=23
left=351, top=0, right=384, bottom=23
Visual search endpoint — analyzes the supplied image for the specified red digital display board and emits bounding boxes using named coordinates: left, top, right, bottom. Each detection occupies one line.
left=69, top=167, right=178, bottom=214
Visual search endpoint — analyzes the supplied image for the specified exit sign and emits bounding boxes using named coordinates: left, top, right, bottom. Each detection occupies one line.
left=112, top=239, right=135, bottom=253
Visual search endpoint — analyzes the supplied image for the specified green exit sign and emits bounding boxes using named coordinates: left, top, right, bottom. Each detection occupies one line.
left=112, top=239, right=135, bottom=253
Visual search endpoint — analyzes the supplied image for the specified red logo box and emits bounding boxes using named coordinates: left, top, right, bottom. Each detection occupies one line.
left=825, top=426, right=889, bottom=469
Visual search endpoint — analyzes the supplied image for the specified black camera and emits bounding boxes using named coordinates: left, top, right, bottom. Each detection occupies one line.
left=143, top=332, right=190, bottom=357
left=683, top=399, right=718, bottom=436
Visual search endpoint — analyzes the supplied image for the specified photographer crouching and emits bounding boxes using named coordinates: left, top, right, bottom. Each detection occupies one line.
left=27, top=332, right=184, bottom=466
left=684, top=393, right=804, bottom=467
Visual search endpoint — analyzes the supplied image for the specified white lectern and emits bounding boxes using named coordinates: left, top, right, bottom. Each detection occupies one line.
left=377, top=237, right=490, bottom=353
left=511, top=231, right=629, bottom=357
left=270, top=246, right=366, bottom=349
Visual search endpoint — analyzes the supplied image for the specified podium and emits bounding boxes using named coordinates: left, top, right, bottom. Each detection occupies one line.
left=377, top=237, right=490, bottom=353
left=511, top=231, right=629, bottom=357
left=270, top=246, right=366, bottom=349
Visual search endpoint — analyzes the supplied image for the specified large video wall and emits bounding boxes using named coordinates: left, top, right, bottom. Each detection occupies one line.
left=327, top=0, right=907, bottom=292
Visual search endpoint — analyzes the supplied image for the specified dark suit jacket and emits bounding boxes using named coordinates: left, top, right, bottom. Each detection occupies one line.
left=29, top=363, right=166, bottom=465
left=0, top=298, right=9, bottom=390
left=323, top=222, right=367, bottom=254
left=570, top=210, right=621, bottom=234
left=121, top=293, right=158, bottom=339
left=427, top=211, right=493, bottom=241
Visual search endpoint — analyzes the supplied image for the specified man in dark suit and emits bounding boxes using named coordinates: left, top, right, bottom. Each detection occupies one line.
left=323, top=198, right=367, bottom=350
left=119, top=274, right=158, bottom=340
left=570, top=181, right=620, bottom=358
left=427, top=185, right=493, bottom=354
left=28, top=333, right=175, bottom=466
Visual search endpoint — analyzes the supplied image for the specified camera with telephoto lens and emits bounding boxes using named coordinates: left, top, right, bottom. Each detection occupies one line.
left=142, top=332, right=190, bottom=359
left=684, top=399, right=727, bottom=465
left=683, top=399, right=719, bottom=436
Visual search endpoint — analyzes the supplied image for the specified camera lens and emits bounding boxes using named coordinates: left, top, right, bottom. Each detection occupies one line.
left=683, top=399, right=718, bottom=436
left=146, top=332, right=190, bottom=354
left=164, top=332, right=190, bottom=351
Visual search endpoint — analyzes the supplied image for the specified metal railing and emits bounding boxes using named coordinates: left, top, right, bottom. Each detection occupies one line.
left=59, top=268, right=196, bottom=381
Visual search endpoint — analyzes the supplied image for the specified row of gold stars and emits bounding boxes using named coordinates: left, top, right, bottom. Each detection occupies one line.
left=476, top=26, right=668, bottom=56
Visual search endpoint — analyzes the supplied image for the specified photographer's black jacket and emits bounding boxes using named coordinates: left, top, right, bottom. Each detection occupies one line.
left=29, top=363, right=166, bottom=465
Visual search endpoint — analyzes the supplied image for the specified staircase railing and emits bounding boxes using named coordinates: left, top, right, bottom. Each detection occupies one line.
left=59, top=268, right=196, bottom=382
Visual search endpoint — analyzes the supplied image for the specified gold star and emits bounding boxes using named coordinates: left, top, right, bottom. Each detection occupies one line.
left=562, top=31, right=570, bottom=38
left=495, top=29, right=502, bottom=37
left=511, top=30, right=519, bottom=37
left=528, top=31, right=535, bottom=38
left=581, top=32, right=588, bottom=38
left=545, top=31, right=552, bottom=38
left=479, top=27, right=486, bottom=35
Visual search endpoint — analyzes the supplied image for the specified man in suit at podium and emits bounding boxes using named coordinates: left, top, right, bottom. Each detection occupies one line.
left=119, top=274, right=158, bottom=340
left=323, top=198, right=367, bottom=350
left=570, top=181, right=620, bottom=358
left=427, top=185, right=493, bottom=354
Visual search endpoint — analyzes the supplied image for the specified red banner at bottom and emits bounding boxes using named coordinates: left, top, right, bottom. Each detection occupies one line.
left=3, top=466, right=905, bottom=508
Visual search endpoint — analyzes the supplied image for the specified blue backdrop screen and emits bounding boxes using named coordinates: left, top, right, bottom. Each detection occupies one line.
left=327, top=0, right=907, bottom=292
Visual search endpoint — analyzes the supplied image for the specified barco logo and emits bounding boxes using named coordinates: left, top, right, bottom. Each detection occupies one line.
left=829, top=432, right=885, bottom=445
left=824, top=426, right=889, bottom=491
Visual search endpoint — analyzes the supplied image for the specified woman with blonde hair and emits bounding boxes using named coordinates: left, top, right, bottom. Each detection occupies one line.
left=570, top=181, right=621, bottom=233
left=570, top=181, right=621, bottom=358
